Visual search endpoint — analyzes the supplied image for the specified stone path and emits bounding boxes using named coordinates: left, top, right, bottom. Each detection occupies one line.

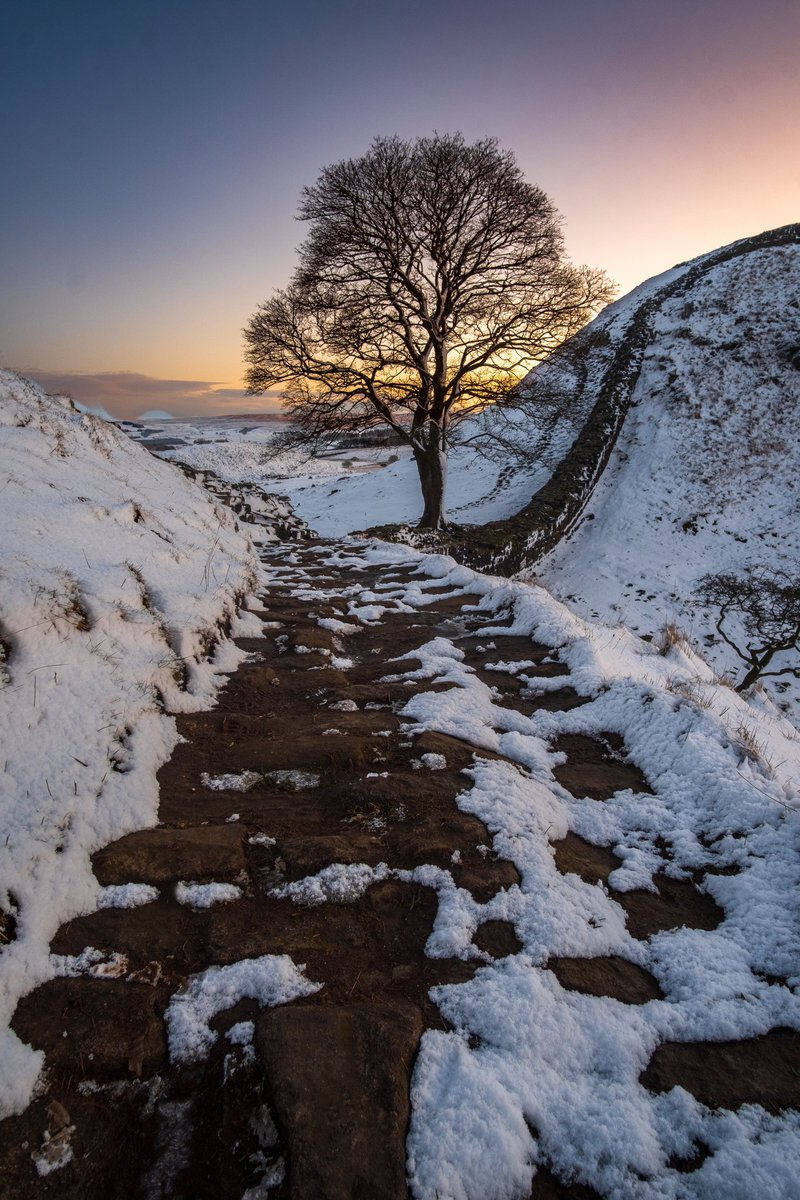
left=1, top=537, right=797, bottom=1198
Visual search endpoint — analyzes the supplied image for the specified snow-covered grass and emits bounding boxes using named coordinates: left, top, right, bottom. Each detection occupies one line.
left=0, top=370, right=261, bottom=1117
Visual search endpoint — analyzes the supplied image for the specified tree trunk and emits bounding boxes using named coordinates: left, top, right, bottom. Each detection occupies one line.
left=413, top=426, right=448, bottom=529
left=736, top=646, right=776, bottom=692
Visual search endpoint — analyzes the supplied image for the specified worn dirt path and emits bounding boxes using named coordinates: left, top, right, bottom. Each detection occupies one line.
left=1, top=537, right=797, bottom=1198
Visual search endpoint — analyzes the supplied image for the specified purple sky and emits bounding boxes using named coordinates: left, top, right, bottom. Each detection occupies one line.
left=2, top=0, right=798, bottom=418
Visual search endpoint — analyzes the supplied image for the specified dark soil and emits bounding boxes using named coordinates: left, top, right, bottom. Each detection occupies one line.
left=613, top=873, right=724, bottom=940
left=0, top=905, right=17, bottom=948
left=551, top=831, right=622, bottom=886
left=547, top=955, right=663, bottom=1004
left=474, top=920, right=524, bottom=960
left=529, top=1165, right=604, bottom=1199
left=257, top=1003, right=422, bottom=1199
left=641, top=1027, right=800, bottom=1113
left=551, top=733, right=652, bottom=801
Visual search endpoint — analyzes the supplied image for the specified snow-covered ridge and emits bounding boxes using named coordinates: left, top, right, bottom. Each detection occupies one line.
left=0, top=370, right=260, bottom=1116
left=537, top=236, right=800, bottom=716
left=455, top=223, right=800, bottom=575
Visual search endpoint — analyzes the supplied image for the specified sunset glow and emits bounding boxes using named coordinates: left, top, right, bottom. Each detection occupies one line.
left=2, top=0, right=797, bottom=417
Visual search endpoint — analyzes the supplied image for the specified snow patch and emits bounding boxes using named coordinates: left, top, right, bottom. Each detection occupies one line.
left=201, top=770, right=263, bottom=792
left=97, top=883, right=159, bottom=909
left=174, top=882, right=243, bottom=909
left=0, top=370, right=258, bottom=1117
left=166, top=955, right=321, bottom=1064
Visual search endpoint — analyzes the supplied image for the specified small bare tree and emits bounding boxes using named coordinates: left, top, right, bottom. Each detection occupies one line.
left=698, top=566, right=800, bottom=692
left=243, top=133, right=612, bottom=528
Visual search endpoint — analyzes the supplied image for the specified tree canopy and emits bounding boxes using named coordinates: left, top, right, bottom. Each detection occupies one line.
left=243, top=132, right=613, bottom=527
left=699, top=566, right=800, bottom=692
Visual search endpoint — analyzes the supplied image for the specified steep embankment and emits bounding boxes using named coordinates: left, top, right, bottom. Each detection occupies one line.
left=0, top=371, right=261, bottom=1116
left=535, top=232, right=800, bottom=712
left=453, top=223, right=800, bottom=576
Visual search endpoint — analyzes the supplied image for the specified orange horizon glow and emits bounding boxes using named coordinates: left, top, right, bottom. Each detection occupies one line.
left=3, top=0, right=797, bottom=419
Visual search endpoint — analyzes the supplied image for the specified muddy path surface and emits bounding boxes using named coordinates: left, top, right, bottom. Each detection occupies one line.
left=1, top=538, right=797, bottom=1199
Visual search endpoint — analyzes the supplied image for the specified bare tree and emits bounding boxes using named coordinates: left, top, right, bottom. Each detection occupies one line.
left=243, top=133, right=613, bottom=528
left=698, top=566, right=800, bottom=692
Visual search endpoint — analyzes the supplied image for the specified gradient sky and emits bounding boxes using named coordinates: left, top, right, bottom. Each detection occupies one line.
left=2, top=0, right=798, bottom=418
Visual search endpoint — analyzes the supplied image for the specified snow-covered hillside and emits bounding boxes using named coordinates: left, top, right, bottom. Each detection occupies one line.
left=0, top=372, right=261, bottom=1115
left=537, top=240, right=800, bottom=713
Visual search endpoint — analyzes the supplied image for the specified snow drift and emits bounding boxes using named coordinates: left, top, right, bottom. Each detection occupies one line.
left=0, top=371, right=260, bottom=1116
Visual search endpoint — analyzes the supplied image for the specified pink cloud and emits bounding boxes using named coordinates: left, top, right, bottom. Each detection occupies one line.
left=18, top=369, right=285, bottom=420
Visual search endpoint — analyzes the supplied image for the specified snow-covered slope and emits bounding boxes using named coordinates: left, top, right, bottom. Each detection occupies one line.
left=538, top=240, right=800, bottom=713
left=0, top=372, right=260, bottom=1116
